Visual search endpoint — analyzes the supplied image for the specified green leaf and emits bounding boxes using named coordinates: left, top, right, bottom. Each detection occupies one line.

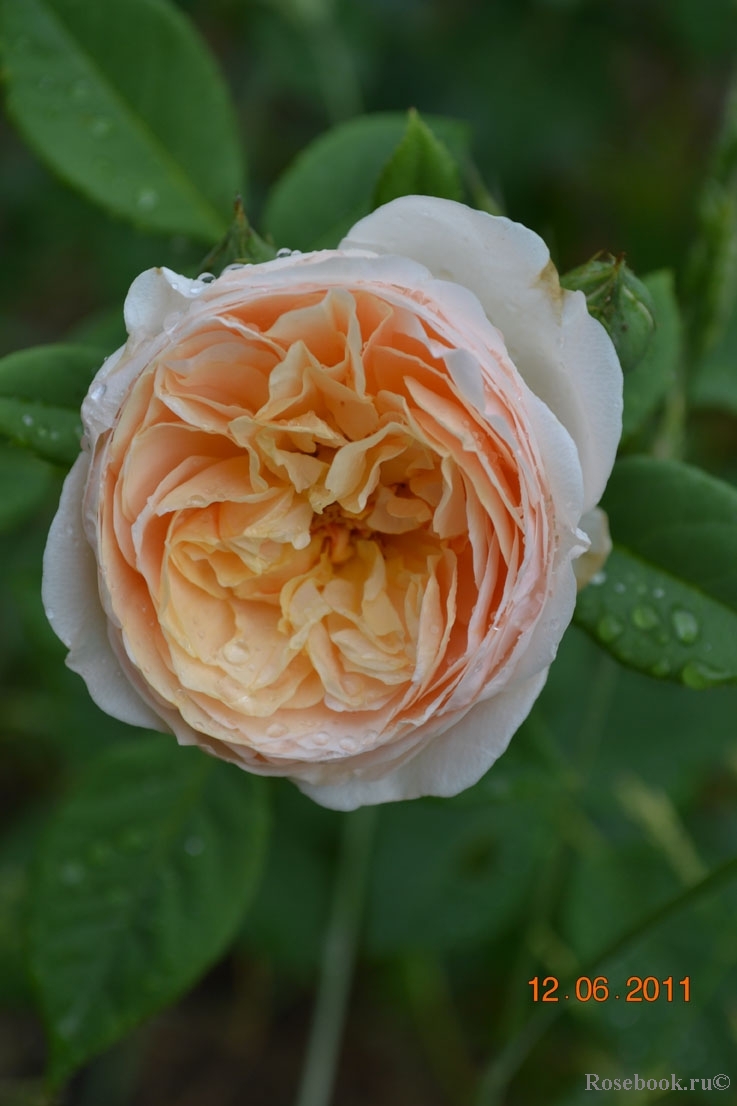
left=0, top=809, right=46, bottom=1008
left=575, top=457, right=737, bottom=688
left=562, top=837, right=737, bottom=1079
left=240, top=782, right=335, bottom=980
left=0, top=343, right=105, bottom=409
left=29, top=737, right=269, bottom=1086
left=366, top=785, right=553, bottom=954
left=372, top=108, right=462, bottom=208
left=0, top=398, right=82, bottom=465
left=264, top=112, right=471, bottom=251
left=0, top=342, right=107, bottom=464
left=621, top=270, right=681, bottom=442
left=0, top=0, right=242, bottom=240
left=0, top=443, right=55, bottom=531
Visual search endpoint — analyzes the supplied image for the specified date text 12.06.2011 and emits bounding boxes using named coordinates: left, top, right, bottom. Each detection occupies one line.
left=528, top=976, right=691, bottom=1003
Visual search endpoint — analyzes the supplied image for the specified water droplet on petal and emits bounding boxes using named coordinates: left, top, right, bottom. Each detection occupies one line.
left=266, top=721, right=287, bottom=738
left=671, top=609, right=699, bottom=645
left=597, top=614, right=623, bottom=643
left=276, top=247, right=293, bottom=258
left=631, top=605, right=660, bottom=630
left=196, top=272, right=216, bottom=283
left=90, top=382, right=107, bottom=401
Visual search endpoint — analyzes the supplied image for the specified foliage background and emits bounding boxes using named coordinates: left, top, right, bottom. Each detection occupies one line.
left=1, top=0, right=737, bottom=1104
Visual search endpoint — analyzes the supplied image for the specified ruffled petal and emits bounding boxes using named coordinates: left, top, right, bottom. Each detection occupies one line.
left=341, top=196, right=622, bottom=512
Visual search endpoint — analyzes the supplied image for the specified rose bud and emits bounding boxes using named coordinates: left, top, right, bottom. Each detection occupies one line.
left=43, top=197, right=622, bottom=810
left=562, top=254, right=655, bottom=374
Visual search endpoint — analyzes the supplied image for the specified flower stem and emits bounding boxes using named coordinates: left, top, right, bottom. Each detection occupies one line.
left=401, top=951, right=476, bottom=1104
left=294, top=805, right=377, bottom=1106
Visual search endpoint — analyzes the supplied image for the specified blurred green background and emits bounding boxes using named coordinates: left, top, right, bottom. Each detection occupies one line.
left=5, top=0, right=737, bottom=357
left=2, top=1, right=737, bottom=1104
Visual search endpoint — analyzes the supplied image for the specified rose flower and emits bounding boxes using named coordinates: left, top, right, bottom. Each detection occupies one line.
left=43, top=197, right=622, bottom=809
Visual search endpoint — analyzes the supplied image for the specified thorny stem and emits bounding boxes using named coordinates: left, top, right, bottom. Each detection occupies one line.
left=294, top=805, right=377, bottom=1106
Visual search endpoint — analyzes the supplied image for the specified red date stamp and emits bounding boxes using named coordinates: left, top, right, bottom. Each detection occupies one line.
left=528, top=975, right=691, bottom=1003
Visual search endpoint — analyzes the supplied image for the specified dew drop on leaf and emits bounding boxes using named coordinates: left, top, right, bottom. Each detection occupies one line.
left=597, top=614, right=623, bottom=643
left=671, top=609, right=700, bottom=645
left=90, top=117, right=112, bottom=138
left=681, top=659, right=728, bottom=689
left=631, top=605, right=660, bottom=630
left=184, top=836, right=204, bottom=857
left=137, top=188, right=159, bottom=210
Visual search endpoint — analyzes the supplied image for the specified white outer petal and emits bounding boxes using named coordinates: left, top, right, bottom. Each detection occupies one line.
left=341, top=195, right=623, bottom=513
left=574, top=506, right=612, bottom=589
left=297, top=669, right=548, bottom=810
left=42, top=454, right=164, bottom=730
left=123, top=266, right=208, bottom=339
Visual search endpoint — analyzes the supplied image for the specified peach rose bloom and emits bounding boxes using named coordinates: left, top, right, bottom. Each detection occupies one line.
left=43, top=197, right=622, bottom=810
